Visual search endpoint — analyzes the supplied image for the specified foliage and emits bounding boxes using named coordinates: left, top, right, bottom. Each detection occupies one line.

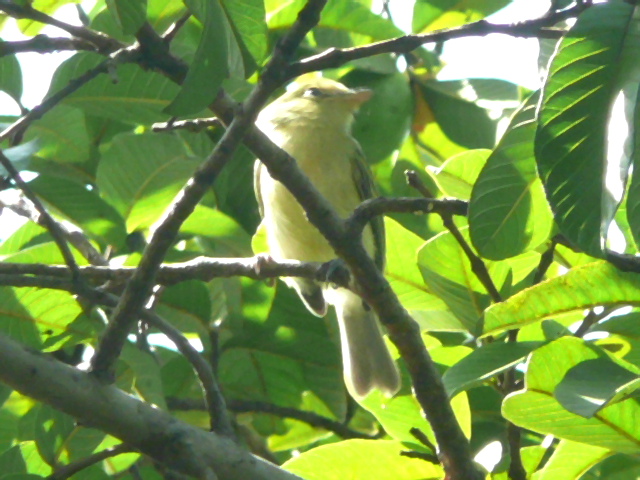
left=1, top=0, right=640, bottom=479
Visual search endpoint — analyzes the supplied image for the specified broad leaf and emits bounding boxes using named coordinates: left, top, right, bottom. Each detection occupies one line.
left=470, top=92, right=553, bottom=260
left=166, top=0, right=230, bottom=116
left=283, top=440, right=444, bottom=479
left=532, top=440, right=611, bottom=480
left=483, top=261, right=640, bottom=336
left=97, top=133, right=200, bottom=232
left=0, top=54, right=23, bottom=103
left=503, top=337, right=640, bottom=454
left=49, top=53, right=179, bottom=125
left=107, top=0, right=147, bottom=34
left=412, top=0, right=510, bottom=33
left=555, top=357, right=640, bottom=418
left=535, top=3, right=636, bottom=257
left=443, top=341, right=543, bottom=397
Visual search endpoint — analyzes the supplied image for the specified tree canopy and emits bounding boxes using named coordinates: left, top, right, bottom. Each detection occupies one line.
left=1, top=1, right=640, bottom=479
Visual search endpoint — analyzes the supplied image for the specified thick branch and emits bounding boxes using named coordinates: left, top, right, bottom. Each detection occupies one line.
left=0, top=333, right=303, bottom=480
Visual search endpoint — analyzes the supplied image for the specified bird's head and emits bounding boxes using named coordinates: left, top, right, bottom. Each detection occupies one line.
left=261, top=77, right=372, bottom=131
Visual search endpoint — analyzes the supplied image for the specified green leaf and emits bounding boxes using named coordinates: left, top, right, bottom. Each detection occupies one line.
left=156, top=280, right=212, bottom=337
left=0, top=287, right=84, bottom=349
left=342, top=71, right=412, bottom=163
left=555, top=357, right=640, bottom=418
left=120, top=343, right=168, bottom=410
left=181, top=206, right=252, bottom=256
left=17, top=0, right=78, bottom=35
left=165, top=0, right=230, bottom=116
left=268, top=392, right=336, bottom=452
left=626, top=88, right=640, bottom=248
left=0, top=222, right=50, bottom=255
left=23, top=105, right=90, bottom=164
left=212, top=144, right=261, bottom=234
left=470, top=92, right=554, bottom=260
left=418, top=80, right=498, bottom=150
left=483, top=261, right=640, bottom=336
left=412, top=0, right=510, bottom=33
left=220, top=282, right=346, bottom=424
left=503, top=337, right=640, bottom=454
left=220, top=0, right=267, bottom=64
left=283, top=440, right=444, bottom=479
left=532, top=440, right=611, bottom=480
left=106, top=0, right=147, bottom=34
left=433, top=149, right=490, bottom=200
left=417, top=228, right=493, bottom=332
left=596, top=455, right=640, bottom=480
left=0, top=55, right=23, bottom=103
left=443, top=341, right=543, bottom=397
left=267, top=0, right=403, bottom=40
left=0, top=445, right=27, bottom=476
left=28, top=175, right=127, bottom=248
left=34, top=405, right=74, bottom=467
left=535, top=3, right=636, bottom=257
left=96, top=133, right=200, bottom=232
left=384, top=218, right=446, bottom=312
left=49, top=53, right=179, bottom=125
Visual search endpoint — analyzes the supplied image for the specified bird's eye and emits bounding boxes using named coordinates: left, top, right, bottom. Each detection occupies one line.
left=304, top=87, right=324, bottom=98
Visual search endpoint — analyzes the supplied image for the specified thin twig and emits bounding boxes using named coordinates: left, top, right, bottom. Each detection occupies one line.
left=0, top=150, right=82, bottom=282
left=405, top=170, right=500, bottom=302
left=0, top=60, right=109, bottom=143
left=287, top=7, right=593, bottom=78
left=0, top=36, right=96, bottom=57
left=0, top=196, right=107, bottom=266
left=163, top=12, right=192, bottom=43
left=533, top=237, right=558, bottom=284
left=0, top=1, right=122, bottom=53
left=152, top=117, right=222, bottom=133
left=48, top=444, right=134, bottom=480
left=170, top=395, right=384, bottom=441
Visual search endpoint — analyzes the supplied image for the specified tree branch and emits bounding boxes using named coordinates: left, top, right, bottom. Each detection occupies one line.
left=48, top=444, right=134, bottom=480
left=0, top=36, right=96, bottom=57
left=168, top=397, right=380, bottom=440
left=0, top=1, right=122, bottom=53
left=0, top=333, right=303, bottom=480
left=286, top=4, right=593, bottom=78
left=0, top=257, right=348, bottom=287
left=0, top=150, right=82, bottom=282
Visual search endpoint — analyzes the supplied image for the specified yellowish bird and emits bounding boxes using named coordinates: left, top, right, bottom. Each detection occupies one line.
left=254, top=77, right=400, bottom=399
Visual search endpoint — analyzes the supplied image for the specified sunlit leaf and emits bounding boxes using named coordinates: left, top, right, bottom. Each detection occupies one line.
left=470, top=92, right=553, bottom=260
left=535, top=3, right=636, bottom=257
left=503, top=337, right=640, bottom=454
left=483, top=261, right=640, bottom=336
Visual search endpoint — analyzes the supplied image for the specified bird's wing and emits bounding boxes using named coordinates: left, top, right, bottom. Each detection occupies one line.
left=253, top=159, right=265, bottom=218
left=351, top=145, right=385, bottom=272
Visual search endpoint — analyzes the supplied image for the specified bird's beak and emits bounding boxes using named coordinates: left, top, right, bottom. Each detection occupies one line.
left=343, top=88, right=373, bottom=107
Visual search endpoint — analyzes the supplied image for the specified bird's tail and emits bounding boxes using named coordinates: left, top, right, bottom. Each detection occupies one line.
left=328, top=289, right=400, bottom=399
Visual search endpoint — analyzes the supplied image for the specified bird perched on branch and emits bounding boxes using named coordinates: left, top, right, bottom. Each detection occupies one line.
left=254, top=77, right=400, bottom=399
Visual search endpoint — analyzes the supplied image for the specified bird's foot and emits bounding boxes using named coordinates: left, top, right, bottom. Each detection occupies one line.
left=317, top=258, right=351, bottom=289
left=253, top=253, right=276, bottom=286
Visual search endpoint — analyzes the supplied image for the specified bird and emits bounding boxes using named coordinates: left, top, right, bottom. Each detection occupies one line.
left=253, top=77, right=400, bottom=399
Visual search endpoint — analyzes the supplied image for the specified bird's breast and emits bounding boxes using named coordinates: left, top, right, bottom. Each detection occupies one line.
left=259, top=125, right=365, bottom=262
